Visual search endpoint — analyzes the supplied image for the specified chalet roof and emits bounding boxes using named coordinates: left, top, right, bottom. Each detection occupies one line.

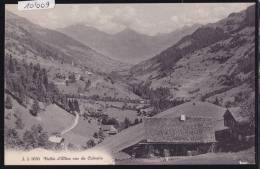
left=94, top=102, right=229, bottom=154
left=108, top=126, right=118, bottom=133
left=48, top=135, right=63, bottom=143
left=144, top=117, right=218, bottom=143
left=101, top=125, right=116, bottom=131
left=141, top=107, right=154, bottom=112
left=226, top=107, right=250, bottom=123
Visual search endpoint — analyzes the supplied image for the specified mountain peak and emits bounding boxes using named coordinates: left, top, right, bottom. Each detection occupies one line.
left=116, top=27, right=146, bottom=37
left=123, top=27, right=136, bottom=32
left=62, top=23, right=110, bottom=35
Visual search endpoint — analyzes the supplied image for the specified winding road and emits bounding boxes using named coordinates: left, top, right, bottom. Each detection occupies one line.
left=60, top=111, right=79, bottom=135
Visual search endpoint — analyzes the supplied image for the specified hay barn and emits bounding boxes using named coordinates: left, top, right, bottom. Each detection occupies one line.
left=121, top=102, right=252, bottom=158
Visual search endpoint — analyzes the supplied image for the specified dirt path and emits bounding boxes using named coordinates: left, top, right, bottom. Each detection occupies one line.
left=60, top=111, right=79, bottom=135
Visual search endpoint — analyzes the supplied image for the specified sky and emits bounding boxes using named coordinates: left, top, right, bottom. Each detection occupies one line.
left=6, top=3, right=253, bottom=36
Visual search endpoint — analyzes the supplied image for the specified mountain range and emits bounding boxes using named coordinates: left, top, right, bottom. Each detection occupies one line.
left=59, top=24, right=201, bottom=64
left=5, top=11, right=126, bottom=73
left=128, top=5, right=255, bottom=106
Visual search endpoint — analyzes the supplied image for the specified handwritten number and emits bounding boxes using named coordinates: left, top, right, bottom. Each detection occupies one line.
left=22, top=1, right=51, bottom=9
left=35, top=2, right=40, bottom=8
left=24, top=3, right=29, bottom=9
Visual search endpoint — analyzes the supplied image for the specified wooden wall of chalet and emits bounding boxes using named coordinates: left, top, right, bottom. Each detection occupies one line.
left=122, top=142, right=215, bottom=158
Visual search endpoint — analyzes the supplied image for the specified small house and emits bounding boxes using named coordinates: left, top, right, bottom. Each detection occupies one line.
left=85, top=70, right=93, bottom=75
left=48, top=135, right=64, bottom=144
left=139, top=107, right=154, bottom=116
left=217, top=107, right=252, bottom=142
left=38, top=102, right=46, bottom=110
left=75, top=73, right=81, bottom=81
left=139, top=100, right=145, bottom=104
left=101, top=125, right=118, bottom=135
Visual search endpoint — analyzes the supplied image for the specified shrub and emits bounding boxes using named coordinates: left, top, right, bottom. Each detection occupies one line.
left=241, top=95, right=255, bottom=130
left=213, top=97, right=220, bottom=106
left=23, top=130, right=37, bottom=150
left=80, top=76, right=85, bottom=81
left=85, top=80, right=91, bottom=90
left=22, top=124, right=49, bottom=150
left=68, top=73, right=76, bottom=83
left=5, top=96, right=12, bottom=109
left=134, top=118, right=139, bottom=125
left=124, top=117, right=131, bottom=129
left=15, top=117, right=24, bottom=130
left=86, top=139, right=95, bottom=148
left=98, top=130, right=105, bottom=140
left=5, top=128, right=23, bottom=149
left=30, top=99, right=40, bottom=116
left=67, top=143, right=77, bottom=151
left=93, top=132, right=98, bottom=139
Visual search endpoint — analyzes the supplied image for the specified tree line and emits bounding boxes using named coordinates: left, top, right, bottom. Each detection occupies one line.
left=131, top=81, right=185, bottom=115
left=5, top=55, right=80, bottom=116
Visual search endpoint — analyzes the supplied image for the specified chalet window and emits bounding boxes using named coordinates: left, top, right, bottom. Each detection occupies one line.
left=230, top=119, right=234, bottom=127
left=224, top=118, right=230, bottom=127
left=238, top=134, right=242, bottom=141
left=224, top=113, right=235, bottom=128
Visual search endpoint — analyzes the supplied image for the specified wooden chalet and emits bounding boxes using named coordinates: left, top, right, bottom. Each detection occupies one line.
left=123, top=116, right=219, bottom=157
left=215, top=107, right=254, bottom=150
left=48, top=135, right=65, bottom=150
left=121, top=102, right=253, bottom=158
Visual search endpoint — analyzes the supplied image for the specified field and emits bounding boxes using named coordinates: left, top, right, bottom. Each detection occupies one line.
left=5, top=95, right=99, bottom=148
left=105, top=108, right=137, bottom=122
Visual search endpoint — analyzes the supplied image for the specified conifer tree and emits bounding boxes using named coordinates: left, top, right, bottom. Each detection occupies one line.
left=30, top=99, right=40, bottom=116
left=8, top=55, right=15, bottom=73
left=5, top=95, right=12, bottom=109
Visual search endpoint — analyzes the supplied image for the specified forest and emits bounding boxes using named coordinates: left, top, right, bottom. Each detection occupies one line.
left=4, top=54, right=80, bottom=115
left=131, top=81, right=185, bottom=115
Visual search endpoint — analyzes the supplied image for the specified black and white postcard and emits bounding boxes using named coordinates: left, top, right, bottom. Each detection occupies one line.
left=3, top=2, right=256, bottom=165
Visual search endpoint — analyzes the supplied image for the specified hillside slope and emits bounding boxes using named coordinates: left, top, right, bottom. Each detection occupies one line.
left=5, top=11, right=125, bottom=73
left=129, top=5, right=255, bottom=107
left=4, top=94, right=99, bottom=148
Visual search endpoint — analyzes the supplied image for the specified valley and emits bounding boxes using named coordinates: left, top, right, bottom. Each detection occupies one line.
left=4, top=4, right=256, bottom=165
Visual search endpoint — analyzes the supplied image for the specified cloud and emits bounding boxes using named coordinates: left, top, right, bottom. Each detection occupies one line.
left=71, top=5, right=80, bottom=17
left=47, top=11, right=58, bottom=20
left=170, top=16, right=179, bottom=23
left=77, top=6, right=124, bottom=33
left=78, top=6, right=150, bottom=34
left=86, top=6, right=102, bottom=20
left=112, top=6, right=137, bottom=27
left=110, top=6, right=163, bottom=35
left=6, top=3, right=253, bottom=35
